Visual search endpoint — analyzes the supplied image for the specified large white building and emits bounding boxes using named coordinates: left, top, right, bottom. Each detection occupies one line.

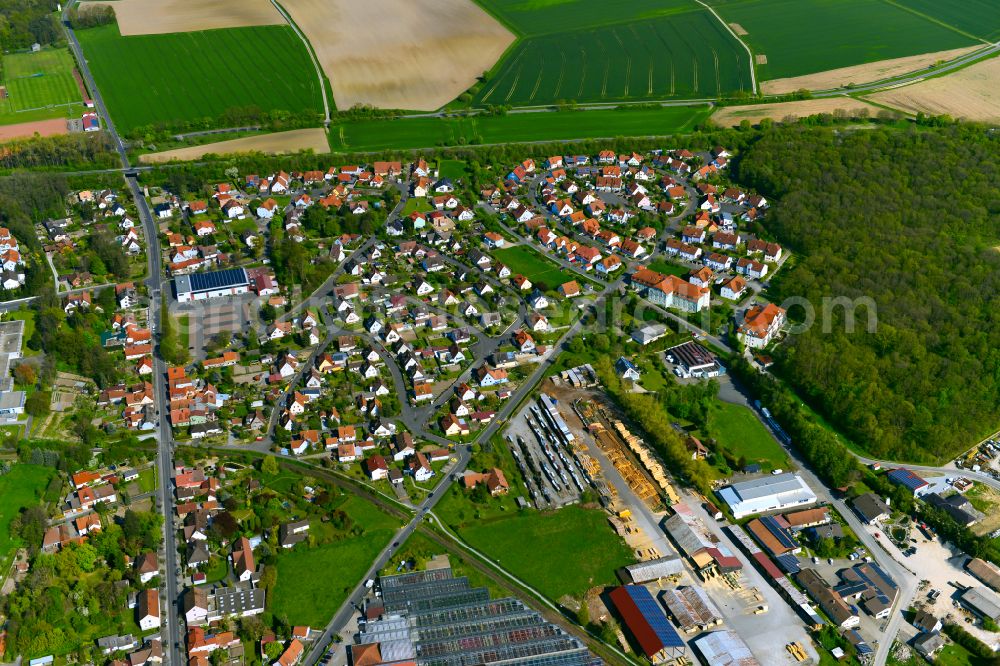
left=174, top=268, right=250, bottom=303
left=718, top=473, right=817, bottom=519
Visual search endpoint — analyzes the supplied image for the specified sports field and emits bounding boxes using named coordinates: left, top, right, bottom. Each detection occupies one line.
left=330, top=105, right=710, bottom=152
left=475, top=10, right=752, bottom=105
left=706, top=0, right=977, bottom=81
left=76, top=24, right=323, bottom=131
left=0, top=48, right=83, bottom=126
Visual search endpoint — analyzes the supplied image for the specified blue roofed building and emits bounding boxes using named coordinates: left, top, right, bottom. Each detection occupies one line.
left=887, top=468, right=930, bottom=497
left=615, top=357, right=641, bottom=382
left=608, top=585, right=686, bottom=663
left=174, top=268, right=250, bottom=303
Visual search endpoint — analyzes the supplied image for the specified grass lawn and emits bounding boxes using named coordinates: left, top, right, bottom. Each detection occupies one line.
left=492, top=246, right=569, bottom=290
left=137, top=466, right=157, bottom=493
left=7, top=310, right=37, bottom=356
left=934, top=642, right=980, bottom=666
left=437, top=159, right=467, bottom=181
left=707, top=401, right=789, bottom=471
left=454, top=505, right=635, bottom=600
left=271, top=495, right=399, bottom=626
left=0, top=464, right=55, bottom=564
left=330, top=106, right=711, bottom=152
left=204, top=556, right=229, bottom=584
left=177, top=315, right=190, bottom=353
left=0, top=47, right=83, bottom=125
left=76, top=23, right=323, bottom=131
left=646, top=259, right=690, bottom=278
left=402, top=197, right=433, bottom=215
left=0, top=424, right=23, bottom=446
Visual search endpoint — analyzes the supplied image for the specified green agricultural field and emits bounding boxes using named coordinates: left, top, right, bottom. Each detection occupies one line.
left=893, top=0, right=1000, bottom=42
left=474, top=0, right=699, bottom=34
left=271, top=496, right=398, bottom=626
left=75, top=24, right=323, bottom=131
left=0, top=48, right=84, bottom=126
left=330, top=105, right=710, bottom=152
left=708, top=401, right=788, bottom=470
left=491, top=246, right=566, bottom=289
left=456, top=505, right=636, bottom=600
left=706, top=0, right=977, bottom=81
left=475, top=11, right=753, bottom=106
left=0, top=464, right=56, bottom=563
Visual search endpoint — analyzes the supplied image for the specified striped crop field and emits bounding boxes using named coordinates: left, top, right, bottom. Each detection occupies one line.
left=76, top=23, right=323, bottom=131
left=705, top=0, right=980, bottom=81
left=328, top=105, right=711, bottom=152
left=471, top=0, right=753, bottom=106
left=892, top=0, right=1000, bottom=42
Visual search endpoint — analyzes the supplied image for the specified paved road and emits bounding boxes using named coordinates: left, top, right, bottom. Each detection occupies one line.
left=718, top=376, right=914, bottom=665
left=61, top=2, right=182, bottom=662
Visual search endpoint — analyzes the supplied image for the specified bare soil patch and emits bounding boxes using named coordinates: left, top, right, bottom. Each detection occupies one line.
left=755, top=54, right=767, bottom=65
left=139, top=128, right=328, bottom=163
left=866, top=56, right=1000, bottom=122
left=280, top=0, right=514, bottom=112
left=761, top=46, right=982, bottom=94
left=83, top=0, right=283, bottom=36
left=729, top=22, right=747, bottom=36
left=711, top=98, right=881, bottom=127
left=0, top=117, right=68, bottom=141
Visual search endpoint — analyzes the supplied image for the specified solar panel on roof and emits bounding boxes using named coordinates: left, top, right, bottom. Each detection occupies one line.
left=624, top=586, right=685, bottom=649
left=775, top=554, right=800, bottom=574
left=760, top=515, right=799, bottom=551
left=887, top=468, right=927, bottom=491
left=188, top=268, right=248, bottom=293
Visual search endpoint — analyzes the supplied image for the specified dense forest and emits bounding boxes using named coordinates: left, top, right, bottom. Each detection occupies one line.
left=0, top=0, right=59, bottom=50
left=737, top=125, right=1000, bottom=461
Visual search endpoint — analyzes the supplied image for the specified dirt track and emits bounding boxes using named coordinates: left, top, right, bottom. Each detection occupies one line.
left=83, top=0, right=283, bottom=35
left=866, top=56, right=1000, bottom=122
left=0, top=117, right=68, bottom=141
left=711, top=98, right=882, bottom=126
left=761, top=46, right=982, bottom=95
left=280, top=0, right=514, bottom=111
left=138, top=128, right=328, bottom=163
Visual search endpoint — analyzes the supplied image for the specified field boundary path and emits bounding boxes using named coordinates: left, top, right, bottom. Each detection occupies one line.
left=695, top=0, right=757, bottom=94
left=270, top=0, right=331, bottom=126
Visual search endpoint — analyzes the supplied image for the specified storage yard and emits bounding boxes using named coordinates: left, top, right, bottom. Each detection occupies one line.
left=508, top=378, right=818, bottom=664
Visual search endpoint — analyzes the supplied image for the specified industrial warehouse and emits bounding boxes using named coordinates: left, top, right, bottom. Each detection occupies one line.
left=173, top=268, right=250, bottom=303
left=718, top=473, right=818, bottom=519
